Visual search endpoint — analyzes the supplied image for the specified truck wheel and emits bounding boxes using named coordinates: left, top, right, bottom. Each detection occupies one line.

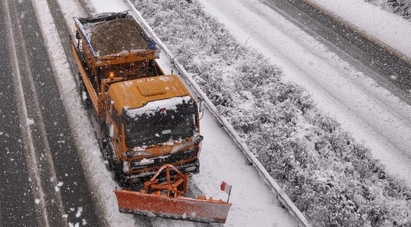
left=99, top=139, right=110, bottom=170
left=106, top=157, right=114, bottom=172
left=103, top=141, right=115, bottom=172
left=115, top=172, right=128, bottom=188
left=113, top=163, right=128, bottom=188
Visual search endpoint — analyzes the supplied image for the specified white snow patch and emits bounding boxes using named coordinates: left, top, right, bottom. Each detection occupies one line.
left=76, top=206, right=83, bottom=218
left=306, top=0, right=411, bottom=60
left=54, top=181, right=63, bottom=192
left=26, top=118, right=34, bottom=126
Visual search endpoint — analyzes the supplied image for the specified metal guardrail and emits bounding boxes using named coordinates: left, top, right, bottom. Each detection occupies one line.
left=125, top=1, right=310, bottom=226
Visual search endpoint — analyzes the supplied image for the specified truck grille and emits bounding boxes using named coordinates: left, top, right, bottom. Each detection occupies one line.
left=130, top=148, right=196, bottom=171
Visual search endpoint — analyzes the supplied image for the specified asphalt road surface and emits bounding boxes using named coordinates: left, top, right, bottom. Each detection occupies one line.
left=0, top=0, right=103, bottom=226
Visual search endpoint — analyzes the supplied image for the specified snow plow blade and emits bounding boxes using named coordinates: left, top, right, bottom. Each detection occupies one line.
left=114, top=190, right=232, bottom=223
left=114, top=164, right=232, bottom=223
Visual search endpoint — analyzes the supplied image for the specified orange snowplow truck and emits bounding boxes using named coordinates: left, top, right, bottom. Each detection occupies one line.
left=70, top=12, right=231, bottom=223
left=70, top=12, right=203, bottom=185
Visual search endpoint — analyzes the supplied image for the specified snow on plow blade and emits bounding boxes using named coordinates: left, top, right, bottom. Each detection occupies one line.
left=114, top=189, right=232, bottom=223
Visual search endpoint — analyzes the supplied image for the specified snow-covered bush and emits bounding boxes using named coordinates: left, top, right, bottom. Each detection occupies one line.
left=134, top=0, right=411, bottom=225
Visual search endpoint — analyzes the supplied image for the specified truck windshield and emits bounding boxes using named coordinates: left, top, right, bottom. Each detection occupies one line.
left=123, top=97, right=197, bottom=147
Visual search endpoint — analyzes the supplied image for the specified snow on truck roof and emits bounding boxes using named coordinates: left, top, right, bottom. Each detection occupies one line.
left=74, top=13, right=157, bottom=56
left=126, top=96, right=192, bottom=119
left=108, top=74, right=193, bottom=115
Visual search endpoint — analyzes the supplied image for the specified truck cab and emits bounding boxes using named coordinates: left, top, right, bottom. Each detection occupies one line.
left=71, top=12, right=203, bottom=186
left=106, top=75, right=203, bottom=184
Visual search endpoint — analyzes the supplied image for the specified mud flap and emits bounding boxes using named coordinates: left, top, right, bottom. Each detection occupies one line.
left=114, top=189, right=232, bottom=223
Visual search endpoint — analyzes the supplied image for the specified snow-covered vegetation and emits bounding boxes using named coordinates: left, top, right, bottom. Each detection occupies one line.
left=367, top=0, right=411, bottom=19
left=132, top=0, right=411, bottom=226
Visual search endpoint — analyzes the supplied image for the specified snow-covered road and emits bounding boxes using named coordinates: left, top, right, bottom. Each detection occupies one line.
left=32, top=0, right=298, bottom=226
left=200, top=0, right=411, bottom=188
left=29, top=0, right=411, bottom=225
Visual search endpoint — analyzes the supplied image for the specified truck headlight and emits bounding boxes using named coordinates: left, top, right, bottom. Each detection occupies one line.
left=123, top=160, right=130, bottom=172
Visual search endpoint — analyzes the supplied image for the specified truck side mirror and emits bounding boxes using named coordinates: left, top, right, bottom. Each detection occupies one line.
left=197, top=98, right=203, bottom=111
left=194, top=135, right=204, bottom=145
left=197, top=98, right=205, bottom=119
left=75, top=32, right=81, bottom=40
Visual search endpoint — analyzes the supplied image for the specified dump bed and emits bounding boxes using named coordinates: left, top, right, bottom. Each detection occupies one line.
left=74, top=12, right=159, bottom=66
left=71, top=12, right=165, bottom=118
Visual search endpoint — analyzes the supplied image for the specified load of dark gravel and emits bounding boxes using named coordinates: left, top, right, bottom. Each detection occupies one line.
left=90, top=18, right=149, bottom=56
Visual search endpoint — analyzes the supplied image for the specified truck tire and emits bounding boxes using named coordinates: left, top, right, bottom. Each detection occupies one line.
left=113, top=164, right=128, bottom=188
left=100, top=139, right=115, bottom=171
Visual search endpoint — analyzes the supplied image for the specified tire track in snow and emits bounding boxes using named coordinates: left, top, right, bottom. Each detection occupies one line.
left=29, top=0, right=132, bottom=226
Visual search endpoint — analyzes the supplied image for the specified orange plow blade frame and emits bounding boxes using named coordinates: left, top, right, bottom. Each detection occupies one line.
left=114, top=189, right=232, bottom=223
left=114, top=164, right=232, bottom=223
